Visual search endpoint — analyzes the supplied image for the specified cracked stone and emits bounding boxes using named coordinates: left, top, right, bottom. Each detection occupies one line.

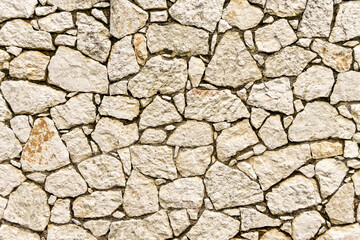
left=61, top=128, right=92, bottom=163
left=169, top=209, right=190, bottom=236
left=0, top=164, right=25, bottom=197
left=0, top=123, right=22, bottom=162
left=258, top=115, right=288, bottom=150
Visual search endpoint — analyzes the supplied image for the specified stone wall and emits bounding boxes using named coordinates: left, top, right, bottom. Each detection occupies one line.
left=0, top=0, right=359, bottom=239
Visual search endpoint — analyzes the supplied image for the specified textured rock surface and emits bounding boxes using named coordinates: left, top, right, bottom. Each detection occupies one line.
left=9, top=51, right=50, bottom=80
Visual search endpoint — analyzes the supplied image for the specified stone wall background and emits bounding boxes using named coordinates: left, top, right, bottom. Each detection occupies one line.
left=0, top=0, right=360, bottom=239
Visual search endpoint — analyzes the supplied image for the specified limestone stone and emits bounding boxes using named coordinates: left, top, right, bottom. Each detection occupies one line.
left=0, top=0, right=37, bottom=22
left=50, top=199, right=71, bottom=224
left=344, top=141, right=359, bottom=158
left=310, top=140, right=343, bottom=159
left=62, top=128, right=92, bottom=163
left=78, top=154, right=126, bottom=189
left=247, top=78, right=294, bottom=115
left=147, top=23, right=209, bottom=56
left=1, top=80, right=66, bottom=114
left=83, top=220, right=111, bottom=237
left=350, top=104, right=360, bottom=131
left=255, top=19, right=297, bottom=53
left=0, top=123, right=22, bottom=162
left=355, top=45, right=360, bottom=66
left=266, top=175, right=321, bottom=215
left=175, top=146, right=213, bottom=177
left=329, top=1, right=360, bottom=42
left=222, top=0, right=263, bottom=30
left=250, top=107, right=270, bottom=129
left=169, top=209, right=190, bottom=236
left=169, top=0, right=224, bottom=32
left=352, top=170, right=360, bottom=195
left=73, top=190, right=122, bottom=218
left=240, top=208, right=281, bottom=231
left=0, top=19, right=54, bottom=50
left=317, top=223, right=360, bottom=240
left=326, top=183, right=355, bottom=224
left=91, top=117, right=139, bottom=153
left=185, top=89, right=249, bottom=122
left=45, top=166, right=87, bottom=197
left=216, top=120, right=258, bottom=161
left=288, top=101, right=356, bottom=142
left=260, top=229, right=291, bottom=240
left=188, top=57, right=205, bottom=87
left=10, top=116, right=31, bottom=143
left=311, top=39, right=353, bottom=72
left=205, top=162, right=263, bottom=210
left=315, top=158, right=348, bottom=198
left=265, top=0, right=306, bottom=17
left=249, top=144, right=311, bottom=190
left=38, top=12, right=74, bottom=33
left=128, top=56, right=187, bottom=98
left=139, top=96, right=182, bottom=129
left=4, top=182, right=50, bottom=231
left=133, top=33, right=148, bottom=66
left=21, top=118, right=70, bottom=172
left=140, top=128, right=167, bottom=144
left=331, top=71, right=360, bottom=104
left=108, top=210, right=172, bottom=240
left=297, top=0, right=333, bottom=38
left=204, top=31, right=261, bottom=88
left=0, top=94, right=11, bottom=122
left=292, top=211, right=325, bottom=240
left=76, top=12, right=111, bottom=62
left=187, top=210, right=240, bottom=240
left=130, top=145, right=177, bottom=180
left=9, top=51, right=50, bottom=80
left=108, top=36, right=140, bottom=81
left=47, top=224, right=97, bottom=240
left=0, top=224, right=40, bottom=240
left=47, top=0, right=101, bottom=11
left=293, top=66, right=335, bottom=101
left=99, top=95, right=140, bottom=121
left=123, top=170, right=158, bottom=217
left=51, top=93, right=96, bottom=129
left=48, top=47, right=108, bottom=93
left=159, top=177, right=204, bottom=209
left=264, top=46, right=316, bottom=77
left=110, top=0, right=148, bottom=39
left=258, top=115, right=288, bottom=150
left=0, top=164, right=25, bottom=197
left=135, top=0, right=167, bottom=9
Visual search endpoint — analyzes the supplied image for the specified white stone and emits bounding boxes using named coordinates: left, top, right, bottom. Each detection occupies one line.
left=264, top=46, right=316, bottom=77
left=62, top=128, right=92, bottom=163
left=48, top=47, right=108, bottom=93
left=109, top=81, right=128, bottom=95
left=315, top=158, right=348, bottom=198
left=76, top=12, right=111, bottom=62
left=1, top=80, right=66, bottom=114
left=91, top=117, right=139, bottom=153
left=133, top=33, right=148, bottom=66
left=0, top=19, right=54, bottom=50
left=47, top=224, right=97, bottom=240
left=265, top=0, right=306, bottom=17
left=35, top=6, right=57, bottom=16
left=135, top=0, right=167, bottom=9
left=250, top=107, right=270, bottom=129
left=205, top=162, right=263, bottom=210
left=344, top=141, right=359, bottom=158
left=188, top=57, right=205, bottom=87
left=9, top=51, right=50, bottom=80
left=51, top=93, right=96, bottom=129
left=110, top=0, right=148, bottom=39
left=258, top=115, right=288, bottom=150
left=240, top=208, right=281, bottom=231
left=247, top=77, right=294, bottom=115
left=293, top=65, right=335, bottom=101
left=297, top=0, right=333, bottom=38
left=260, top=229, right=291, bottom=240
left=317, top=223, right=360, bottom=240
left=204, top=31, right=261, bottom=88
left=175, top=146, right=213, bottom=177
left=288, top=101, right=356, bottom=142
left=159, top=177, right=204, bottom=209
left=311, top=140, right=344, bottom=159
left=0, top=164, right=25, bottom=197
left=54, top=34, right=76, bottom=47
left=352, top=170, right=360, bottom=195
left=45, top=166, right=87, bottom=197
left=108, top=36, right=140, bottom=81
left=21, top=117, right=70, bottom=172
left=50, top=199, right=71, bottom=224
left=266, top=175, right=321, bottom=215
left=0, top=0, right=37, bottom=22
left=47, top=0, right=101, bottom=11
left=169, top=209, right=190, bottom=236
left=0, top=123, right=22, bottom=162
left=91, top=8, right=108, bottom=23
left=331, top=71, right=360, bottom=104
left=291, top=211, right=325, bottom=240
left=130, top=145, right=177, bottom=180
left=140, top=128, right=167, bottom=144
left=249, top=144, right=311, bottom=190
left=4, top=182, right=49, bottom=231
left=10, top=115, right=31, bottom=143
left=223, top=0, right=263, bottom=30
left=123, top=170, right=158, bottom=217
left=84, top=220, right=111, bottom=237
left=128, top=56, right=187, bottom=98
left=0, top=224, right=40, bottom=240
left=99, top=95, right=139, bottom=121
left=187, top=210, right=240, bottom=240
left=169, top=0, right=225, bottom=32
left=78, top=154, right=126, bottom=189
left=73, top=190, right=122, bottom=218
left=0, top=94, right=11, bottom=122
left=255, top=19, right=296, bottom=53
left=139, top=96, right=182, bottom=129
left=147, top=23, right=209, bottom=56
left=38, top=12, right=74, bottom=33
left=216, top=120, right=258, bottom=161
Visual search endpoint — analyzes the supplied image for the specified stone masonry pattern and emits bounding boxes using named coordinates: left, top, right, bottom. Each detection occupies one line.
left=0, top=0, right=360, bottom=239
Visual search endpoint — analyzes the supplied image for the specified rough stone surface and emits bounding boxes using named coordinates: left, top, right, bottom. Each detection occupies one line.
left=292, top=211, right=325, bottom=240
left=47, top=224, right=97, bottom=240
left=99, top=95, right=139, bottom=121
left=0, top=123, right=22, bottom=162
left=310, top=140, right=343, bottom=159
left=331, top=71, right=360, bottom=104
left=0, top=164, right=25, bottom=197
left=317, top=224, right=360, bottom=240
left=47, top=0, right=101, bottom=11
left=175, top=146, right=213, bottom=177
left=265, top=0, right=307, bottom=17
left=9, top=51, right=50, bottom=80
left=0, top=224, right=40, bottom=240
left=0, top=0, right=37, bottom=23
left=240, top=208, right=281, bottom=231
left=258, top=115, right=288, bottom=149
left=61, top=128, right=92, bottom=163
left=38, top=12, right=74, bottom=33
